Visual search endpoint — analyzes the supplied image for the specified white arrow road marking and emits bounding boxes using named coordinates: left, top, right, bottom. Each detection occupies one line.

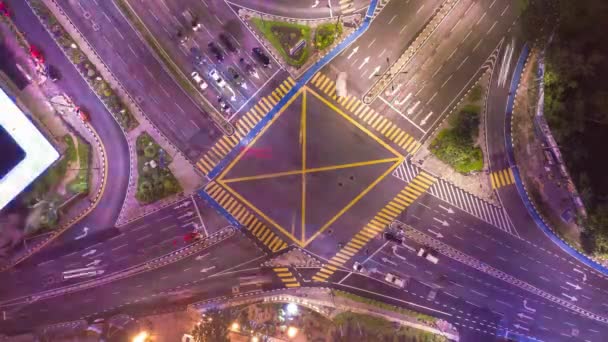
left=201, top=266, right=217, bottom=273
left=394, top=92, right=412, bottom=106
left=517, top=312, right=533, bottom=320
left=561, top=293, right=578, bottom=302
left=368, top=65, right=381, bottom=79
left=381, top=257, right=397, bottom=266
left=428, top=229, right=444, bottom=239
left=178, top=211, right=195, bottom=219
left=573, top=268, right=587, bottom=282
left=433, top=217, right=449, bottom=226
left=523, top=299, right=536, bottom=313
left=420, top=111, right=433, bottom=126
left=195, top=253, right=210, bottom=261
left=82, top=250, right=96, bottom=258
left=406, top=100, right=420, bottom=115
left=392, top=245, right=407, bottom=260
left=358, top=56, right=370, bottom=70
left=566, top=282, right=581, bottom=290
left=174, top=202, right=190, bottom=210
left=386, top=83, right=402, bottom=97
left=75, top=227, right=89, bottom=240
left=438, top=205, right=455, bottom=214
left=347, top=46, right=359, bottom=59
left=400, top=243, right=416, bottom=253
left=252, top=71, right=260, bottom=79
left=86, top=259, right=101, bottom=267
left=241, top=83, right=248, bottom=90
left=513, top=324, right=529, bottom=331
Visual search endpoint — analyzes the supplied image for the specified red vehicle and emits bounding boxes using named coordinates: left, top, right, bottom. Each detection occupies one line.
left=0, top=2, right=11, bottom=18
left=75, top=106, right=89, bottom=122
left=29, top=45, right=44, bottom=64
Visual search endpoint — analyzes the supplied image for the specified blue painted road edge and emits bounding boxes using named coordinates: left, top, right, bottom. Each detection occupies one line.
left=505, top=45, right=608, bottom=275
left=197, top=0, right=379, bottom=225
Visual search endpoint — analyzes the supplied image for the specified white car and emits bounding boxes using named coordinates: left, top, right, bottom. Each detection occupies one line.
left=385, top=273, right=406, bottom=288
left=417, top=248, right=439, bottom=264
left=352, top=262, right=368, bottom=274
left=190, top=71, right=208, bottom=90
left=208, top=69, right=227, bottom=88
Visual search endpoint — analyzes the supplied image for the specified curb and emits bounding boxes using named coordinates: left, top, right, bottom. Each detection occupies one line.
left=0, top=16, right=108, bottom=271
left=505, top=45, right=608, bottom=277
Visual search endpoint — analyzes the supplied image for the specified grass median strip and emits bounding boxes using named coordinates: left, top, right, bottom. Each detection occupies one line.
left=113, top=0, right=234, bottom=135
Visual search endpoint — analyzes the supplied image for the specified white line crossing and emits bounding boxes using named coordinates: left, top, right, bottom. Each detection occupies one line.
left=393, top=161, right=518, bottom=236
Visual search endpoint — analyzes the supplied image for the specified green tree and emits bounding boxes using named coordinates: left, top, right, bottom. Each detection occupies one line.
left=192, top=309, right=232, bottom=342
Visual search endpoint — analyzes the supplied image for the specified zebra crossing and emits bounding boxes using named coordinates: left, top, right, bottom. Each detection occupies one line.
left=196, top=77, right=297, bottom=175
left=273, top=268, right=300, bottom=288
left=312, top=171, right=436, bottom=282
left=339, top=0, right=356, bottom=14
left=205, top=182, right=289, bottom=252
left=490, top=168, right=515, bottom=189
left=309, top=72, right=421, bottom=155
left=393, top=161, right=517, bottom=236
left=372, top=0, right=392, bottom=18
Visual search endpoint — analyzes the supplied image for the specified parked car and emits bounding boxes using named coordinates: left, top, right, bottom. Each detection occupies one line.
left=217, top=97, right=231, bottom=114
left=75, top=106, right=89, bottom=122
left=190, top=71, right=208, bottom=90
left=252, top=47, right=270, bottom=67
left=385, top=273, right=406, bottom=288
left=191, top=19, right=202, bottom=32
left=208, top=69, right=226, bottom=88
left=227, top=67, right=243, bottom=86
left=208, top=42, right=224, bottom=62
left=29, top=45, right=44, bottom=64
left=417, top=248, right=439, bottom=264
left=47, top=65, right=60, bottom=82
left=219, top=33, right=237, bottom=53
left=239, top=57, right=257, bottom=77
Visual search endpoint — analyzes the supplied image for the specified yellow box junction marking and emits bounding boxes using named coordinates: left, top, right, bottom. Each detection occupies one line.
left=312, top=171, right=436, bottom=282
left=205, top=182, right=288, bottom=252
left=490, top=168, right=515, bottom=189
left=273, top=267, right=300, bottom=288
left=217, top=86, right=404, bottom=247
left=195, top=77, right=296, bottom=175
left=308, top=72, right=421, bottom=155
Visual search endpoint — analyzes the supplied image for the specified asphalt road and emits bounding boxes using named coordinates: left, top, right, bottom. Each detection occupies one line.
left=50, top=0, right=224, bottom=161
left=227, top=0, right=369, bottom=19
left=2, top=0, right=129, bottom=260
left=0, top=232, right=268, bottom=335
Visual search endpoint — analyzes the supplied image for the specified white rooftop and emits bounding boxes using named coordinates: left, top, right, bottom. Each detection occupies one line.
left=0, top=86, right=59, bottom=210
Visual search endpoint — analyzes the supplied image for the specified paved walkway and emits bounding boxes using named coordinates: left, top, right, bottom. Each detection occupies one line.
left=38, top=0, right=204, bottom=224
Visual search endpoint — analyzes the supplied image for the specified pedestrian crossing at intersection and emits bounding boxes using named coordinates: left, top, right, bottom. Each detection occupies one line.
left=393, top=161, right=517, bottom=236
left=205, top=182, right=289, bottom=252
left=490, top=168, right=515, bottom=189
left=309, top=72, right=421, bottom=155
left=273, top=267, right=300, bottom=288
left=312, top=171, right=436, bottom=282
left=196, top=77, right=296, bottom=175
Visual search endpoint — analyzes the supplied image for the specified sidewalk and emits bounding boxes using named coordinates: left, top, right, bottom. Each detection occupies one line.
left=38, top=0, right=204, bottom=225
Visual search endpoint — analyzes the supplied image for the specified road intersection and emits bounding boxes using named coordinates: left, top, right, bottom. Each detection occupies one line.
left=1, top=0, right=607, bottom=341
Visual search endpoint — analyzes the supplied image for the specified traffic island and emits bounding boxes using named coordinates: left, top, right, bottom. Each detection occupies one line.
left=134, top=132, right=182, bottom=205
left=416, top=72, right=497, bottom=205
left=241, top=9, right=359, bottom=77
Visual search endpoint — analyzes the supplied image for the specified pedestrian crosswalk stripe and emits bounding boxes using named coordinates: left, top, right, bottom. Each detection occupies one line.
left=319, top=77, right=331, bottom=91
left=376, top=118, right=388, bottom=131
left=326, top=82, right=336, bottom=96
left=314, top=74, right=325, bottom=87
left=380, top=122, right=393, bottom=135
left=490, top=168, right=515, bottom=189
left=280, top=83, right=289, bottom=94
left=262, top=98, right=272, bottom=111
left=267, top=95, right=277, bottom=105
left=345, top=96, right=357, bottom=110
left=385, top=125, right=397, bottom=138
left=311, top=72, right=321, bottom=84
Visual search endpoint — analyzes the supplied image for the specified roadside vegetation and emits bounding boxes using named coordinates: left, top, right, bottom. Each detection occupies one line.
left=332, top=312, right=447, bottom=342
left=430, top=85, right=484, bottom=174
left=135, top=132, right=182, bottom=204
left=28, top=0, right=138, bottom=131
left=315, top=22, right=343, bottom=51
left=251, top=18, right=311, bottom=68
left=519, top=0, right=608, bottom=256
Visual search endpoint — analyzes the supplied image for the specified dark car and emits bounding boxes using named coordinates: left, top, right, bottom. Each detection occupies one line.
left=227, top=67, right=243, bottom=86
left=208, top=42, right=224, bottom=62
left=252, top=47, right=270, bottom=68
left=239, top=57, right=256, bottom=76
left=176, top=30, right=188, bottom=44
left=219, top=33, right=237, bottom=53
left=47, top=65, right=60, bottom=82
left=384, top=231, right=403, bottom=244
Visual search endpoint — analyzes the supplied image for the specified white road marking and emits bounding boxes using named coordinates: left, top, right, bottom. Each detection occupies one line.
left=487, top=21, right=498, bottom=35
left=388, top=15, right=397, bottom=25
left=416, top=4, right=425, bottom=14
left=112, top=244, right=127, bottom=251
left=501, top=4, right=510, bottom=17
left=456, top=56, right=468, bottom=70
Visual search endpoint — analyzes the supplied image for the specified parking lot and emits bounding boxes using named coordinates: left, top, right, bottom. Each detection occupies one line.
left=128, top=0, right=281, bottom=118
